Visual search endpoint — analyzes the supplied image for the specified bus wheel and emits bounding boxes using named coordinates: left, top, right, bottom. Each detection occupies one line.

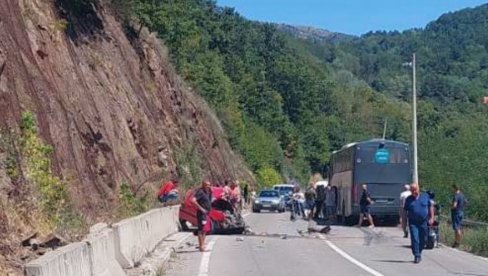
left=344, top=215, right=356, bottom=226
left=341, top=202, right=346, bottom=225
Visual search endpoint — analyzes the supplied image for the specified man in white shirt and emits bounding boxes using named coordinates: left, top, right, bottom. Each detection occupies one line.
left=400, top=184, right=411, bottom=238
left=292, top=189, right=306, bottom=218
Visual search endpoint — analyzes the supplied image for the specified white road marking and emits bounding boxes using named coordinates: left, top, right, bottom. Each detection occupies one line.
left=198, top=237, right=218, bottom=276
left=319, top=234, right=384, bottom=276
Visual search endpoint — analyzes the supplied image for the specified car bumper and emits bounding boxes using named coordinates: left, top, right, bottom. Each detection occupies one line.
left=253, top=203, right=282, bottom=210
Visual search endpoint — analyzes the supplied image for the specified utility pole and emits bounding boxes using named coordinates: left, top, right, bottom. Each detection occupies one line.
left=382, top=119, right=388, bottom=139
left=412, top=53, right=418, bottom=184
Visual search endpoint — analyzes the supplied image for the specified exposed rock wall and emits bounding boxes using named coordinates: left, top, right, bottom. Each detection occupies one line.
left=0, top=0, right=253, bottom=219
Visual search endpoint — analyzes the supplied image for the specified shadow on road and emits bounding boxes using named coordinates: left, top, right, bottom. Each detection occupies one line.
left=374, top=259, right=413, bottom=264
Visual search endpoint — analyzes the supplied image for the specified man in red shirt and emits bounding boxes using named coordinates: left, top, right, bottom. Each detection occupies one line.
left=158, top=180, right=179, bottom=203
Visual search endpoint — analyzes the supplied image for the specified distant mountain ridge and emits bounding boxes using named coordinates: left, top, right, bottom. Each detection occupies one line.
left=276, top=24, right=354, bottom=43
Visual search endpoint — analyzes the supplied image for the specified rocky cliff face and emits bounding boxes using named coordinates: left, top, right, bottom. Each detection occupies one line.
left=0, top=0, right=253, bottom=271
left=276, top=24, right=354, bottom=43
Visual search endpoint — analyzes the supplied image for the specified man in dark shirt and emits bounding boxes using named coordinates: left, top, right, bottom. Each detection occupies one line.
left=243, top=184, right=249, bottom=205
left=192, top=180, right=212, bottom=252
left=451, top=184, right=465, bottom=248
left=314, top=184, right=326, bottom=219
left=404, top=183, right=434, bottom=263
left=356, top=184, right=375, bottom=228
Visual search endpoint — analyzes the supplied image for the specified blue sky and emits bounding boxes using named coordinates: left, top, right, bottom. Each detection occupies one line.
left=216, top=0, right=488, bottom=35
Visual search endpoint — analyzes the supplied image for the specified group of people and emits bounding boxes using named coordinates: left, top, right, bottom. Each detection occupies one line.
left=290, top=182, right=338, bottom=222
left=400, top=183, right=466, bottom=264
left=190, top=179, right=248, bottom=251
left=158, top=178, right=247, bottom=252
left=159, top=177, right=467, bottom=260
left=157, top=178, right=248, bottom=207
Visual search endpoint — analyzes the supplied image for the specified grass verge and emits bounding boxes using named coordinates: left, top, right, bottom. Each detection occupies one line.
left=439, top=220, right=488, bottom=257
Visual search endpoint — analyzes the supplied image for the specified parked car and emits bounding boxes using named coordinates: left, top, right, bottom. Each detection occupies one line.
left=273, top=184, right=295, bottom=209
left=179, top=187, right=246, bottom=235
left=252, top=190, right=285, bottom=213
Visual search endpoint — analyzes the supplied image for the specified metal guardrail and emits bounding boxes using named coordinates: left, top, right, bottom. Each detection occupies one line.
left=440, top=215, right=488, bottom=228
left=463, top=218, right=488, bottom=227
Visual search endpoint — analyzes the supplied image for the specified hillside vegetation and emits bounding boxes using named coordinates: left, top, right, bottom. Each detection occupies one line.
left=117, top=0, right=410, bottom=187
left=120, top=0, right=488, bottom=221
left=318, top=4, right=488, bottom=221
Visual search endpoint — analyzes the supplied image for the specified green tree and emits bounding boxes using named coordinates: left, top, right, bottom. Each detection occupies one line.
left=256, top=167, right=282, bottom=190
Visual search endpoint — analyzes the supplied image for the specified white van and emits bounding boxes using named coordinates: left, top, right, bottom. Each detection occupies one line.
left=272, top=184, right=295, bottom=196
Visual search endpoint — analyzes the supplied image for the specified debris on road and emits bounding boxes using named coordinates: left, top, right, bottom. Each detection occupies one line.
left=236, top=237, right=245, bottom=241
left=243, top=227, right=254, bottom=235
left=307, top=225, right=331, bottom=234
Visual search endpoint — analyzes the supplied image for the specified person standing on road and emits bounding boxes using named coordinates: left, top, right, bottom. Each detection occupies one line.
left=404, top=183, right=434, bottom=263
left=229, top=180, right=241, bottom=211
left=243, top=183, right=249, bottom=205
left=451, top=184, right=466, bottom=248
left=325, top=185, right=337, bottom=223
left=314, top=183, right=326, bottom=219
left=192, top=180, right=212, bottom=252
left=357, top=184, right=375, bottom=228
left=304, top=182, right=316, bottom=221
left=291, top=186, right=305, bottom=219
left=399, top=184, right=411, bottom=238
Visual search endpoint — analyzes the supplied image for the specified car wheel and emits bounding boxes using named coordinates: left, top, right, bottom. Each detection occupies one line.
left=253, top=208, right=260, bottom=213
left=340, top=201, right=346, bottom=225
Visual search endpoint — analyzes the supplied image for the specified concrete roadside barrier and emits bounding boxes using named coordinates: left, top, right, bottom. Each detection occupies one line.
left=113, top=205, right=179, bottom=268
left=86, top=228, right=125, bottom=276
left=24, top=205, right=180, bottom=275
left=25, top=242, right=91, bottom=276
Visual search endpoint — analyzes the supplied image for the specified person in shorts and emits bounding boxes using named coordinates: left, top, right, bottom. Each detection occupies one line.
left=451, top=184, right=466, bottom=248
left=356, top=184, right=375, bottom=228
left=304, top=182, right=316, bottom=221
left=192, top=180, right=212, bottom=252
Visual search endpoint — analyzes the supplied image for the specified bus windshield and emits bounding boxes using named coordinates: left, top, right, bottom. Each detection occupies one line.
left=355, top=147, right=409, bottom=164
left=355, top=145, right=411, bottom=184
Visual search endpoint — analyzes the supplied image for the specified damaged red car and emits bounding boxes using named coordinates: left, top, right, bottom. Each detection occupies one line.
left=179, top=186, right=246, bottom=235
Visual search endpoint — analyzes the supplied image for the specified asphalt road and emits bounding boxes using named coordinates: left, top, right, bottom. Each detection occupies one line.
left=164, top=211, right=488, bottom=276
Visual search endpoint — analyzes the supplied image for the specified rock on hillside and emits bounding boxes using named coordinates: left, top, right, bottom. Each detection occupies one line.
left=277, top=24, right=354, bottom=43
left=0, top=0, right=253, bottom=223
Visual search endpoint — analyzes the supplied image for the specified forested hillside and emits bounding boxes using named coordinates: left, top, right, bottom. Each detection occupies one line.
left=291, top=4, right=488, bottom=220
left=119, top=0, right=488, bottom=220
left=118, top=0, right=410, bottom=186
